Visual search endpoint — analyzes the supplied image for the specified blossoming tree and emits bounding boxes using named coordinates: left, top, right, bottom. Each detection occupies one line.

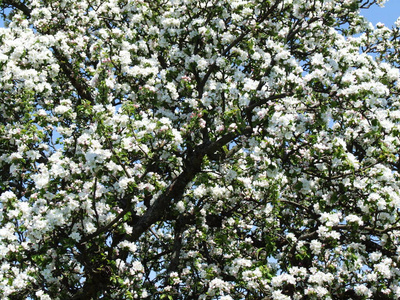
left=0, top=0, right=400, bottom=298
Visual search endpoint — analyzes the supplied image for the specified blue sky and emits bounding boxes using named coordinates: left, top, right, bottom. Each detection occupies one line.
left=361, top=0, right=400, bottom=26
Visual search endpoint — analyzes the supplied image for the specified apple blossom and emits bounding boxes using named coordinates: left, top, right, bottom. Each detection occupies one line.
left=0, top=0, right=400, bottom=299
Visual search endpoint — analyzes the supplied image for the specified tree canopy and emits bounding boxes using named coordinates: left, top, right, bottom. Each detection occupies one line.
left=1, top=0, right=400, bottom=299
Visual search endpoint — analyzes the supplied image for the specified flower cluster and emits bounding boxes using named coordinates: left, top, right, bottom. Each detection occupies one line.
left=1, top=0, right=400, bottom=299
